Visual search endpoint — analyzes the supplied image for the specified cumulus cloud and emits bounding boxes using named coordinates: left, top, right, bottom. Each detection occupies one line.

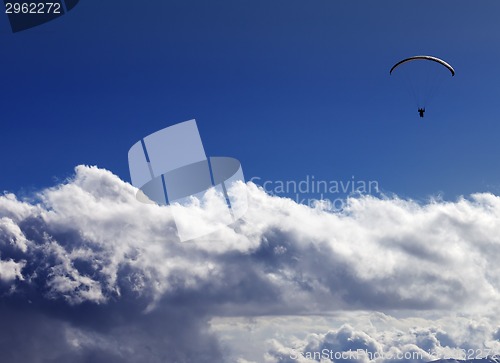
left=264, top=314, right=500, bottom=363
left=0, top=258, right=25, bottom=282
left=1, top=165, right=500, bottom=362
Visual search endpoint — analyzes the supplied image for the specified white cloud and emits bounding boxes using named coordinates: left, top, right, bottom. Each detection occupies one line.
left=263, top=313, right=500, bottom=363
left=0, top=258, right=25, bottom=282
left=0, top=216, right=29, bottom=252
left=1, top=165, right=500, bottom=361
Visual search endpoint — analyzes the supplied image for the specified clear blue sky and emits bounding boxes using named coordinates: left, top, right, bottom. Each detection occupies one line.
left=2, top=0, right=500, bottom=200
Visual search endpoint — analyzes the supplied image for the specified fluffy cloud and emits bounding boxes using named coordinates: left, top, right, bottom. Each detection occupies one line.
left=264, top=314, right=500, bottom=363
left=1, top=165, right=500, bottom=362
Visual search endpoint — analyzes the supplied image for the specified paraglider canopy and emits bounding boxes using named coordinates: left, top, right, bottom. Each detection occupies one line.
left=390, top=55, right=455, bottom=77
left=390, top=55, right=455, bottom=117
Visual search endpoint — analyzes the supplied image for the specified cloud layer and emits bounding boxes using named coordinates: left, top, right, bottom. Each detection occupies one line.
left=1, top=166, right=500, bottom=362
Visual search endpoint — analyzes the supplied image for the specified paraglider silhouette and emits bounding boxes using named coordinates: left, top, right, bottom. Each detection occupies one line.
left=390, top=55, right=455, bottom=117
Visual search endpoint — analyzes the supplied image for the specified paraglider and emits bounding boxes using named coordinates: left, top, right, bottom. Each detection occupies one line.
left=390, top=55, right=455, bottom=117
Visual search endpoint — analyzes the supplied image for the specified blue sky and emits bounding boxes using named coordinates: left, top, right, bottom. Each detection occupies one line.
left=2, top=0, right=500, bottom=200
